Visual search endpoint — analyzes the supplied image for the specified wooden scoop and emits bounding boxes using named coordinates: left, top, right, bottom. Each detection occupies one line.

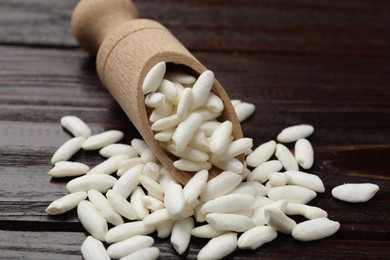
left=71, top=0, right=243, bottom=184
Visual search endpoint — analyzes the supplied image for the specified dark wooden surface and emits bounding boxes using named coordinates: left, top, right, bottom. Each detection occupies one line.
left=1, top=0, right=389, bottom=259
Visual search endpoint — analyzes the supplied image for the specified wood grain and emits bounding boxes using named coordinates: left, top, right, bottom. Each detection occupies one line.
left=0, top=0, right=389, bottom=259
left=1, top=0, right=390, bottom=55
left=0, top=231, right=389, bottom=259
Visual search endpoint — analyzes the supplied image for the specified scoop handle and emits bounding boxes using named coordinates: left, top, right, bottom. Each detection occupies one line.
left=71, top=0, right=244, bottom=184
left=71, top=0, right=139, bottom=55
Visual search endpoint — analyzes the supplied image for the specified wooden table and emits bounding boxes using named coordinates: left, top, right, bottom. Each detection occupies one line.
left=1, top=0, right=389, bottom=259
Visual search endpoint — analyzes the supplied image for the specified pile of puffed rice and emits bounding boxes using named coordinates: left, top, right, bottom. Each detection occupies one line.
left=46, top=65, right=380, bottom=260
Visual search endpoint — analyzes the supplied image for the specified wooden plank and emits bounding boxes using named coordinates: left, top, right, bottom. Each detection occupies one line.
left=1, top=45, right=389, bottom=146
left=0, top=122, right=389, bottom=244
left=2, top=46, right=390, bottom=105
left=0, top=230, right=389, bottom=259
left=0, top=230, right=84, bottom=259
left=0, top=0, right=77, bottom=47
left=1, top=109, right=389, bottom=253
left=0, top=119, right=389, bottom=225
left=1, top=0, right=390, bottom=258
left=0, top=0, right=389, bottom=55
left=1, top=47, right=389, bottom=204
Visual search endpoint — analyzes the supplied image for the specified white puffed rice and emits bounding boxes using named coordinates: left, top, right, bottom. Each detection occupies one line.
left=176, top=87, right=193, bottom=120
left=191, top=70, right=214, bottom=109
left=119, top=247, right=160, bottom=260
left=246, top=140, right=276, bottom=168
left=198, top=121, right=221, bottom=136
left=51, top=136, right=85, bottom=164
left=170, top=217, right=194, bottom=254
left=251, top=196, right=273, bottom=209
left=144, top=92, right=166, bottom=107
left=247, top=160, right=283, bottom=183
left=154, top=128, right=174, bottom=142
left=285, top=170, right=325, bottom=193
left=46, top=191, right=87, bottom=215
left=267, top=185, right=317, bottom=204
left=116, top=158, right=144, bottom=176
left=234, top=102, right=255, bottom=122
left=107, top=235, right=154, bottom=259
left=144, top=66, right=255, bottom=173
left=141, top=195, right=165, bottom=212
left=106, top=189, right=138, bottom=220
left=173, top=207, right=194, bottom=219
left=87, top=155, right=129, bottom=175
left=206, top=213, right=255, bottom=232
left=82, top=130, right=124, bottom=150
left=191, top=224, right=227, bottom=239
left=251, top=200, right=288, bottom=226
left=165, top=71, right=196, bottom=85
left=130, top=186, right=150, bottom=220
left=142, top=62, right=166, bottom=94
left=237, top=226, right=277, bottom=250
left=61, top=115, right=91, bottom=138
left=209, top=155, right=244, bottom=174
left=99, top=143, right=138, bottom=158
left=172, top=82, right=185, bottom=104
left=172, top=112, right=203, bottom=151
left=164, top=181, right=185, bottom=216
left=285, top=203, right=328, bottom=219
left=275, top=143, right=299, bottom=171
left=220, top=138, right=253, bottom=160
left=49, top=161, right=89, bottom=178
left=197, top=233, right=237, bottom=260
left=149, top=101, right=173, bottom=123
left=46, top=78, right=380, bottom=259
left=105, top=221, right=155, bottom=243
left=332, top=183, right=379, bottom=203
left=205, top=92, right=224, bottom=113
left=230, top=209, right=253, bottom=217
left=209, top=121, right=233, bottom=154
left=173, top=159, right=212, bottom=172
left=112, top=164, right=143, bottom=198
left=294, top=138, right=314, bottom=169
left=195, top=203, right=209, bottom=222
left=235, top=181, right=268, bottom=197
left=277, top=124, right=314, bottom=143
left=229, top=183, right=255, bottom=196
left=88, top=190, right=124, bottom=226
left=158, top=79, right=178, bottom=101
left=200, top=193, right=255, bottom=214
left=268, top=172, right=290, bottom=186
left=81, top=236, right=110, bottom=260
left=142, top=162, right=160, bottom=181
left=183, top=169, right=208, bottom=206
left=264, top=207, right=296, bottom=234
left=77, top=200, right=108, bottom=241
left=139, top=175, right=165, bottom=201
left=292, top=218, right=340, bottom=241
left=142, top=208, right=172, bottom=227
left=145, top=207, right=194, bottom=227
left=140, top=148, right=157, bottom=163
left=200, top=171, right=242, bottom=201
left=167, top=144, right=209, bottom=162
left=158, top=167, right=175, bottom=190
left=66, top=174, right=117, bottom=193
left=151, top=114, right=179, bottom=131
left=156, top=220, right=174, bottom=239
left=130, top=138, right=148, bottom=155
left=188, top=130, right=209, bottom=152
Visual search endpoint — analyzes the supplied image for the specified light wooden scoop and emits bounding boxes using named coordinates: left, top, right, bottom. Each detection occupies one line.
left=71, top=0, right=243, bottom=184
